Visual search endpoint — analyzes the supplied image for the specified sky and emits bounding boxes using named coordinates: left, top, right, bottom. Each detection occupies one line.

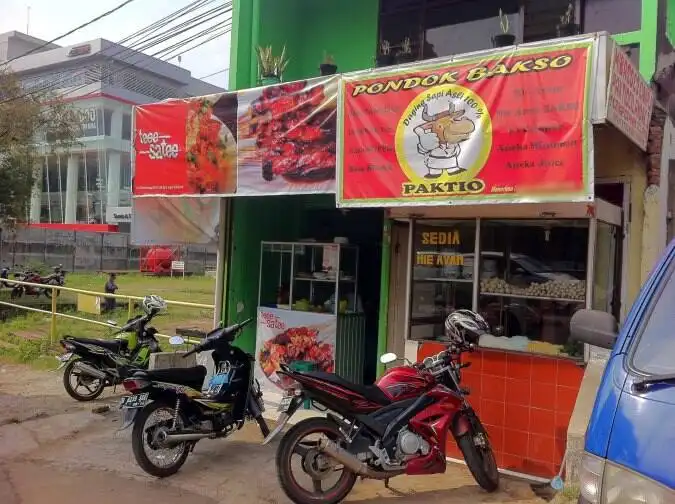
left=0, top=0, right=231, bottom=89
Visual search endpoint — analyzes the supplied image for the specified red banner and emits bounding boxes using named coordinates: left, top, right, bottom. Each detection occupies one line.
left=338, top=42, right=594, bottom=207
left=133, top=94, right=238, bottom=196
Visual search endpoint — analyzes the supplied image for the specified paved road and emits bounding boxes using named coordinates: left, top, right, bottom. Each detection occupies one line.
left=0, top=363, right=548, bottom=504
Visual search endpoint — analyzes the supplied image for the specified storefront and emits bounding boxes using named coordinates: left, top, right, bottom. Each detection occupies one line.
left=335, top=33, right=654, bottom=478
left=131, top=32, right=654, bottom=481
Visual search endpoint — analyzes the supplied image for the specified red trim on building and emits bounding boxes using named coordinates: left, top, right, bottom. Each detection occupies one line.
left=417, top=343, right=583, bottom=479
left=28, top=223, right=120, bottom=232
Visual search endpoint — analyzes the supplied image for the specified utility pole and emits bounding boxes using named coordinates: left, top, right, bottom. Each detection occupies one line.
left=26, top=6, right=31, bottom=34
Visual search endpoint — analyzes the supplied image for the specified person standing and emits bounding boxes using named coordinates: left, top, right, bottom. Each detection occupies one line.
left=104, top=273, right=118, bottom=312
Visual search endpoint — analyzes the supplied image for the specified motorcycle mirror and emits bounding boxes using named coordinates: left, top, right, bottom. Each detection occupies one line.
left=106, top=320, right=117, bottom=326
left=169, top=336, right=185, bottom=346
left=380, top=352, right=397, bottom=364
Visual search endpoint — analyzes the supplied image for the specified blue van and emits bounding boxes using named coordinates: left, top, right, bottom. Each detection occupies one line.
left=571, top=241, right=675, bottom=503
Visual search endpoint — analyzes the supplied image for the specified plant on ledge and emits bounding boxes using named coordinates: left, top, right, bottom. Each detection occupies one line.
left=395, top=37, right=415, bottom=64
left=493, top=9, right=516, bottom=48
left=375, top=39, right=394, bottom=68
left=320, top=52, right=337, bottom=76
left=256, top=45, right=289, bottom=85
left=557, top=2, right=580, bottom=37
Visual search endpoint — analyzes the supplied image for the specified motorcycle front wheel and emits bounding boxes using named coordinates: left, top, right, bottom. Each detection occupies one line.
left=63, top=359, right=105, bottom=401
left=131, top=400, right=190, bottom=478
left=456, top=416, right=499, bottom=492
left=276, top=417, right=357, bottom=504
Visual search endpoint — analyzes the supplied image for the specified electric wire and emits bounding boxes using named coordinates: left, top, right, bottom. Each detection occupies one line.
left=1, top=0, right=139, bottom=66
left=1, top=1, right=232, bottom=105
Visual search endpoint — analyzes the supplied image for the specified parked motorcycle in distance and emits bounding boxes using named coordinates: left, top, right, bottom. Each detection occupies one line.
left=119, top=318, right=268, bottom=478
left=265, top=310, right=499, bottom=504
left=10, top=264, right=66, bottom=299
left=56, top=295, right=167, bottom=401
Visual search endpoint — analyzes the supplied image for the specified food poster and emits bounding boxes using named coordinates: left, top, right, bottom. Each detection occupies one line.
left=236, top=76, right=339, bottom=195
left=255, top=307, right=336, bottom=394
left=130, top=197, right=221, bottom=245
left=337, top=39, right=595, bottom=207
left=133, top=92, right=238, bottom=196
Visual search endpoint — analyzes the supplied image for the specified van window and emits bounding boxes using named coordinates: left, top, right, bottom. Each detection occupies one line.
left=632, top=266, right=675, bottom=375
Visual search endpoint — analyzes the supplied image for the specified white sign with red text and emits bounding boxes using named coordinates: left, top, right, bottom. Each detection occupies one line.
left=606, top=44, right=654, bottom=151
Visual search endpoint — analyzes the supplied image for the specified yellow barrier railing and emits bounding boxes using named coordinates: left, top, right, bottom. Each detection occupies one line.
left=0, top=278, right=215, bottom=344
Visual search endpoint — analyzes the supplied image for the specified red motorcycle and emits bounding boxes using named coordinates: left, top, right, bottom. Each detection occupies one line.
left=264, top=310, right=499, bottom=504
left=10, top=265, right=65, bottom=299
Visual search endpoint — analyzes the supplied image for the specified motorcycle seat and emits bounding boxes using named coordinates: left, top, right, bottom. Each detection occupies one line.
left=135, top=365, right=207, bottom=391
left=67, top=337, right=128, bottom=353
left=297, top=371, right=392, bottom=405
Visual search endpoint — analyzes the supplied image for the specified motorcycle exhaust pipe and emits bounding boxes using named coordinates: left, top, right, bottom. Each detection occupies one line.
left=73, top=361, right=108, bottom=380
left=161, top=432, right=213, bottom=445
left=317, top=438, right=404, bottom=480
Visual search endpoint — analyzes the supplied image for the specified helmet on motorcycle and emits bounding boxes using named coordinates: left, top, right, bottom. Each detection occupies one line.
left=142, top=295, right=167, bottom=315
left=444, top=309, right=490, bottom=343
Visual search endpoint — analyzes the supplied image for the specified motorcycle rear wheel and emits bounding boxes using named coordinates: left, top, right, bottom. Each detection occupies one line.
left=132, top=400, right=190, bottom=478
left=457, top=421, right=499, bottom=492
left=63, top=360, right=105, bottom=401
left=276, top=417, right=357, bottom=504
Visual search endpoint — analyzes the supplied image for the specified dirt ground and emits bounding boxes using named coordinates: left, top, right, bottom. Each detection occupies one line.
left=0, top=362, right=549, bottom=504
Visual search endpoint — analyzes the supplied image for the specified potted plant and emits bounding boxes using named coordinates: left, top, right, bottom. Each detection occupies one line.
left=395, top=37, right=415, bottom=64
left=492, top=9, right=516, bottom=47
left=557, top=2, right=580, bottom=37
left=375, top=40, right=394, bottom=67
left=256, top=45, right=289, bottom=85
left=319, top=52, right=337, bottom=76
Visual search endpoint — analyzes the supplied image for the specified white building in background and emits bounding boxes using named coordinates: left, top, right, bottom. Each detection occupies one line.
left=0, top=31, right=225, bottom=232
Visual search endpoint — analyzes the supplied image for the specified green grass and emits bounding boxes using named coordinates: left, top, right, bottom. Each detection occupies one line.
left=0, top=272, right=217, bottom=367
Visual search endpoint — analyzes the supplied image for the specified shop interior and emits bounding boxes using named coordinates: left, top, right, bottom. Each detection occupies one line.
left=235, top=194, right=384, bottom=384
left=406, top=201, right=622, bottom=360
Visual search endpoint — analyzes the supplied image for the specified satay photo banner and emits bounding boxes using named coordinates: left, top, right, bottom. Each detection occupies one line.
left=336, top=40, right=596, bottom=207
left=132, top=76, right=339, bottom=198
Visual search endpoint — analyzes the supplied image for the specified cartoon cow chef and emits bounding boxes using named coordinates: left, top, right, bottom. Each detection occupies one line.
left=413, top=101, right=476, bottom=178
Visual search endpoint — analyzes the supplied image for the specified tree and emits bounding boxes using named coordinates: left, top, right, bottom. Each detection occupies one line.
left=0, top=68, right=80, bottom=225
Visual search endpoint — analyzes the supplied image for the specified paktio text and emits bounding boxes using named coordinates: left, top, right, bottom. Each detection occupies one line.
left=351, top=54, right=575, bottom=97
left=401, top=179, right=486, bottom=196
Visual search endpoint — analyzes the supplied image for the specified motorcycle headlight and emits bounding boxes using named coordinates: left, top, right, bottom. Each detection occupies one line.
left=579, top=452, right=673, bottom=504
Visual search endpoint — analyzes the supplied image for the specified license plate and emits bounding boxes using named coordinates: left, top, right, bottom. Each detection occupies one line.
left=57, top=352, right=73, bottom=362
left=119, top=392, right=149, bottom=409
left=278, top=395, right=293, bottom=412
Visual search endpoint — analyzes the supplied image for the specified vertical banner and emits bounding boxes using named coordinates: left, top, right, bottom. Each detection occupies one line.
left=338, top=40, right=595, bottom=207
left=255, top=308, right=336, bottom=395
left=133, top=93, right=238, bottom=196
left=236, top=77, right=338, bottom=195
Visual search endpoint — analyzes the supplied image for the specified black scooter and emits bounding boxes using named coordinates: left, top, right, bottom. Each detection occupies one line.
left=119, top=318, right=268, bottom=478
left=57, top=306, right=163, bottom=401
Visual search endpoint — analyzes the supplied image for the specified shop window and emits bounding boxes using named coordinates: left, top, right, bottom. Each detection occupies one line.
left=477, top=220, right=588, bottom=358
left=409, top=220, right=476, bottom=341
left=121, top=113, right=132, bottom=140
left=584, top=0, right=641, bottom=35
left=425, top=0, right=521, bottom=58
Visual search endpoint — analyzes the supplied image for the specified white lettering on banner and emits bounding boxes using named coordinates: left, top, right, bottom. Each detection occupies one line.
left=137, top=129, right=180, bottom=161
left=606, top=45, right=654, bottom=151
